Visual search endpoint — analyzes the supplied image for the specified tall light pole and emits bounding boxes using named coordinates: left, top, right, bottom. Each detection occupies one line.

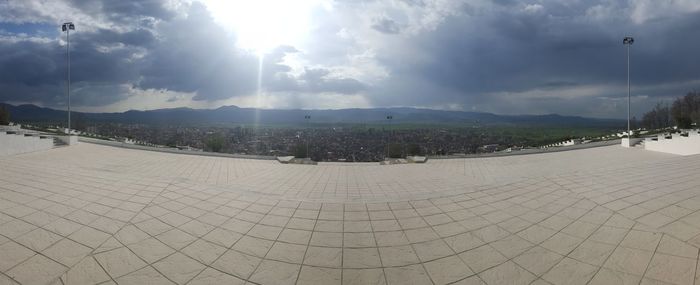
left=304, top=115, right=311, bottom=159
left=386, top=115, right=393, bottom=159
left=62, top=22, right=75, bottom=133
left=623, top=36, right=634, bottom=138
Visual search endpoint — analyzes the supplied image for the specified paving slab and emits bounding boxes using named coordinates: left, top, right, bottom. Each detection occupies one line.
left=0, top=143, right=699, bottom=284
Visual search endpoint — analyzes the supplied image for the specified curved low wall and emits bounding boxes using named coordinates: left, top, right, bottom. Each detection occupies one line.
left=429, top=139, right=621, bottom=159
left=79, top=137, right=276, bottom=160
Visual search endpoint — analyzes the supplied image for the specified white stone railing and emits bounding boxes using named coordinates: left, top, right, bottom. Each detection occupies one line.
left=644, top=129, right=700, bottom=155
left=0, top=132, right=54, bottom=156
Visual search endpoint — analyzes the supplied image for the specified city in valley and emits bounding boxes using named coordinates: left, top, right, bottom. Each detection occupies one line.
left=61, top=123, right=614, bottom=161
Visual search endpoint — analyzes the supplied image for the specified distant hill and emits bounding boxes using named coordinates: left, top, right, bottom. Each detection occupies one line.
left=0, top=103, right=624, bottom=128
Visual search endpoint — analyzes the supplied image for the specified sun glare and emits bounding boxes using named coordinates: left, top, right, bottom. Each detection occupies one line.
left=202, top=0, right=327, bottom=54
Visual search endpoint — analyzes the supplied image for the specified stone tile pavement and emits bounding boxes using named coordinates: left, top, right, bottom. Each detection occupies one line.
left=0, top=143, right=699, bottom=284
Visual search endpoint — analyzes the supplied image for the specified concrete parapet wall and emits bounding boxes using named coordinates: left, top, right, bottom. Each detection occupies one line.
left=56, top=135, right=79, bottom=145
left=621, top=138, right=644, bottom=148
left=644, top=131, right=700, bottom=155
left=80, top=137, right=276, bottom=160
left=0, top=125, right=21, bottom=132
left=429, top=140, right=620, bottom=159
left=0, top=132, right=54, bottom=156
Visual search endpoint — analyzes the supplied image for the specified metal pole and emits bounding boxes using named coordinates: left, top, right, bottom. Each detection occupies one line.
left=306, top=130, right=309, bottom=159
left=306, top=116, right=309, bottom=159
left=627, top=43, right=630, bottom=137
left=386, top=116, right=391, bottom=159
left=67, top=28, right=71, bottom=132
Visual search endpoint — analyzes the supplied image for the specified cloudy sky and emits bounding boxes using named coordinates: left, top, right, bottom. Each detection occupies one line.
left=0, top=0, right=699, bottom=118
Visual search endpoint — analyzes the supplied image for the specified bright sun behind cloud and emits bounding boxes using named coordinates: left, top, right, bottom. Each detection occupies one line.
left=202, top=0, right=328, bottom=54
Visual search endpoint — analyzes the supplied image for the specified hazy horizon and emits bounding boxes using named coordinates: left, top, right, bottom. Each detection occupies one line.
left=1, top=0, right=699, bottom=119
left=2, top=102, right=630, bottom=121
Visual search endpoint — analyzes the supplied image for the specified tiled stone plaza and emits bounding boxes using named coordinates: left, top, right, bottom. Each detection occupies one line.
left=1, top=143, right=700, bottom=284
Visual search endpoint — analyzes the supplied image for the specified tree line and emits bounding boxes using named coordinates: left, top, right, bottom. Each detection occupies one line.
left=0, top=105, right=10, bottom=125
left=641, top=91, right=700, bottom=130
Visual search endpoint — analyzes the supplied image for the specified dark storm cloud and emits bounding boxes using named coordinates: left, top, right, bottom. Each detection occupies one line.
left=393, top=7, right=619, bottom=94
left=137, top=2, right=259, bottom=100
left=300, top=68, right=367, bottom=94
left=368, top=1, right=700, bottom=116
left=0, top=37, right=139, bottom=106
left=266, top=71, right=366, bottom=95
left=492, top=0, right=517, bottom=6
left=101, top=0, right=176, bottom=20
left=541, top=81, right=580, bottom=89
left=135, top=4, right=365, bottom=101
left=0, top=0, right=699, bottom=117
left=0, top=41, right=60, bottom=87
left=0, top=0, right=170, bottom=106
left=371, top=16, right=401, bottom=34
left=69, top=0, right=175, bottom=22
left=0, top=0, right=367, bottom=108
left=267, top=67, right=367, bottom=94
left=89, top=28, right=157, bottom=47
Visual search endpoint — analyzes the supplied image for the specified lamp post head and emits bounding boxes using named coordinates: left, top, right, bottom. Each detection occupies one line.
left=61, top=22, right=75, bottom=32
left=623, top=36, right=634, bottom=45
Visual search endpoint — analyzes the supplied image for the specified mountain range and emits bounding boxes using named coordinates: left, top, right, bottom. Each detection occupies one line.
left=0, top=103, right=624, bottom=128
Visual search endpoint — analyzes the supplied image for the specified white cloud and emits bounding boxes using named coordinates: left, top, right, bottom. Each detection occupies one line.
left=629, top=0, right=700, bottom=24
left=523, top=4, right=545, bottom=14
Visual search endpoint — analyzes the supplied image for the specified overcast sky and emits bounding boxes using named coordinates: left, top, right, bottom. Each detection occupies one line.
left=0, top=0, right=699, bottom=118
